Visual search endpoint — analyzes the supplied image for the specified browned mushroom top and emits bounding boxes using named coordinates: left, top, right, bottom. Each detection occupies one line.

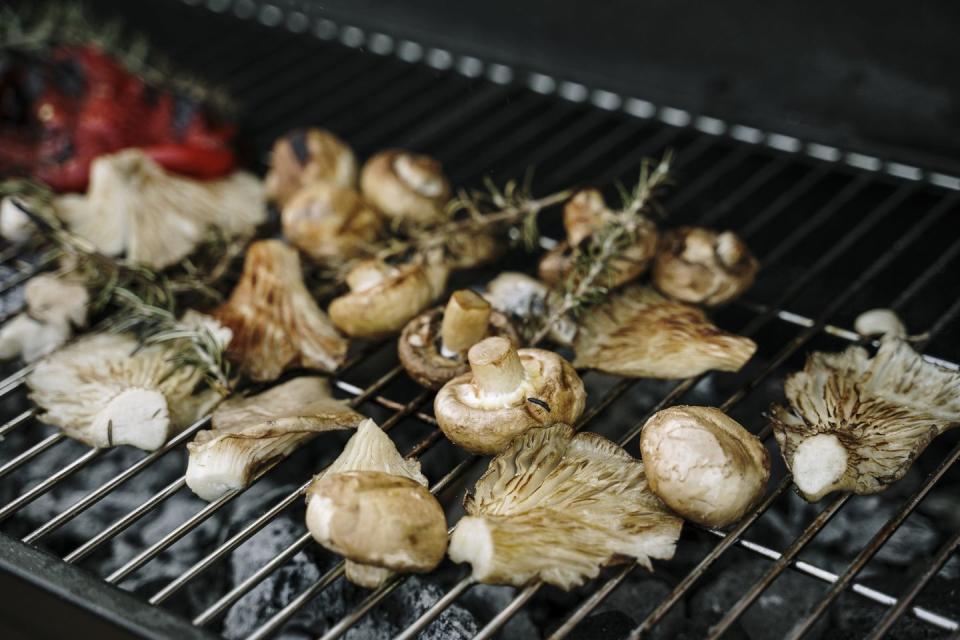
left=360, top=149, right=451, bottom=225
left=652, top=226, right=758, bottom=306
left=281, top=182, right=382, bottom=264
left=266, top=128, right=357, bottom=207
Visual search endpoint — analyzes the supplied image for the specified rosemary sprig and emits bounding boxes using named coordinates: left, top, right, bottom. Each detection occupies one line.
left=530, top=152, right=672, bottom=345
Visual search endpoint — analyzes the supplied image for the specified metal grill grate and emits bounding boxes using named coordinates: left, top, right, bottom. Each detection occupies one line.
left=1, top=2, right=959, bottom=639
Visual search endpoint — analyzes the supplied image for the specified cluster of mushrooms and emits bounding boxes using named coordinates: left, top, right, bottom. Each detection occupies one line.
left=3, top=124, right=958, bottom=593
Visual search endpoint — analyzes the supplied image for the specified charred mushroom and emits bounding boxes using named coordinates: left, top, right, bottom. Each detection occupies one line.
left=573, top=285, right=756, bottom=378
left=640, top=406, right=770, bottom=527
left=482, top=272, right=577, bottom=346
left=265, top=128, right=357, bottom=207
left=771, top=334, right=960, bottom=501
left=305, top=419, right=446, bottom=587
left=0, top=275, right=89, bottom=362
left=213, top=240, right=347, bottom=381
left=652, top=227, right=758, bottom=306
left=27, top=323, right=227, bottom=451
left=539, top=189, right=659, bottom=289
left=360, top=149, right=450, bottom=225
left=434, top=336, right=586, bottom=454
left=53, top=149, right=265, bottom=269
left=186, top=377, right=363, bottom=501
left=329, top=259, right=447, bottom=339
left=281, top=182, right=382, bottom=264
left=448, top=424, right=682, bottom=589
left=399, top=289, right=519, bottom=389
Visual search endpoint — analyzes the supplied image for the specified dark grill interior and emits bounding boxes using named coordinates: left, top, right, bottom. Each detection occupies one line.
left=1, top=2, right=959, bottom=639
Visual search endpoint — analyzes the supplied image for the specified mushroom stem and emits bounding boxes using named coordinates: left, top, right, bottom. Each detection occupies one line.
left=441, top=290, right=492, bottom=357
left=92, top=388, right=171, bottom=451
left=468, top=337, right=526, bottom=397
left=791, top=433, right=848, bottom=500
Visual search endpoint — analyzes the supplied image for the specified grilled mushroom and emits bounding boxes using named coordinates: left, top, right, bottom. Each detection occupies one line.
left=265, top=128, right=357, bottom=207
left=482, top=272, right=577, bottom=346
left=305, top=419, right=446, bottom=587
left=360, top=149, right=450, bottom=225
left=640, top=406, right=770, bottom=527
left=53, top=149, right=265, bottom=269
left=213, top=239, right=347, bottom=381
left=652, top=227, right=758, bottom=306
left=27, top=322, right=226, bottom=451
left=398, top=290, right=519, bottom=390
left=448, top=424, right=682, bottom=589
left=0, top=197, right=35, bottom=243
left=186, top=377, right=363, bottom=501
left=854, top=308, right=907, bottom=339
left=0, top=274, right=89, bottom=362
left=281, top=182, right=382, bottom=264
left=539, top=189, right=659, bottom=289
left=434, top=336, right=586, bottom=454
left=329, top=259, right=447, bottom=339
left=771, top=334, right=960, bottom=501
left=573, top=285, right=756, bottom=378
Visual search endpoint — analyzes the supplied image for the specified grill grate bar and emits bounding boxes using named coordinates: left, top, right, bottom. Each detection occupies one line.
left=738, top=166, right=831, bottom=237
left=0, top=448, right=102, bottom=522
left=0, top=408, right=35, bottom=438
left=695, top=155, right=793, bottom=226
left=393, top=576, right=476, bottom=640
left=0, top=433, right=65, bottom=480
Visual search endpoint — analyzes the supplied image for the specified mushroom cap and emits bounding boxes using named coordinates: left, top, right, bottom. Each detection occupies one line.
left=538, top=232, right=658, bottom=290
left=186, top=377, right=363, bottom=501
left=443, top=230, right=502, bottom=270
left=482, top=272, right=577, bottom=346
left=0, top=313, right=71, bottom=362
left=329, top=259, right=441, bottom=339
left=321, top=418, right=426, bottom=484
left=652, top=227, right=758, bottom=306
left=24, top=274, right=89, bottom=328
left=398, top=306, right=519, bottom=390
left=360, top=149, right=451, bottom=225
left=281, top=182, right=382, bottom=264
left=573, top=285, right=756, bottom=378
left=214, top=239, right=348, bottom=381
left=640, top=405, right=770, bottom=527
left=305, top=471, right=448, bottom=576
left=265, top=127, right=357, bottom=207
left=434, top=345, right=586, bottom=454
left=448, top=424, right=682, bottom=589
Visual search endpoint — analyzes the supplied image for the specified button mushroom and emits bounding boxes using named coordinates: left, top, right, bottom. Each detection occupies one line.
left=213, top=239, right=348, bottom=381
left=360, top=149, right=451, bottom=226
left=482, top=272, right=577, bottom=346
left=572, top=284, right=757, bottom=378
left=328, top=258, right=447, bottom=339
left=398, top=289, right=519, bottom=390
left=448, top=424, right=682, bottom=589
left=640, top=406, right=770, bottom=527
left=52, top=149, right=266, bottom=269
left=434, top=336, right=586, bottom=454
left=281, top=182, right=383, bottom=264
left=186, top=377, right=363, bottom=501
left=652, top=227, right=758, bottom=306
left=305, top=419, right=446, bottom=588
left=27, top=322, right=227, bottom=451
left=265, top=127, right=357, bottom=207
left=538, top=189, right=659, bottom=289
left=0, top=274, right=89, bottom=362
left=771, top=333, right=960, bottom=501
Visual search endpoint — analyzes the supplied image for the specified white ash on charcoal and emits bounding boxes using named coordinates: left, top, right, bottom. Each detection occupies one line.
left=460, top=585, right=539, bottom=640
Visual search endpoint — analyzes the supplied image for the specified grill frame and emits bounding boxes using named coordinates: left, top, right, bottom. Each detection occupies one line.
left=1, top=2, right=960, bottom=638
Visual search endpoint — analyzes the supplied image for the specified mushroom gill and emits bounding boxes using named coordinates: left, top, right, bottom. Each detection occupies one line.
left=448, top=424, right=682, bottom=589
left=186, top=377, right=363, bottom=501
left=213, top=239, right=348, bottom=381
left=771, top=335, right=960, bottom=501
left=53, top=149, right=266, bottom=269
left=572, top=285, right=756, bottom=378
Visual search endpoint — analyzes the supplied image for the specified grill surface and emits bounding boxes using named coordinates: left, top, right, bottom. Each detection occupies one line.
left=1, top=2, right=959, bottom=639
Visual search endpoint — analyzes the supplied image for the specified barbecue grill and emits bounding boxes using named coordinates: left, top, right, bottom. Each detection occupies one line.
left=1, top=1, right=958, bottom=639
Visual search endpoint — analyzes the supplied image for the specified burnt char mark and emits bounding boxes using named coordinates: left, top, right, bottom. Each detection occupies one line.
left=286, top=128, right=311, bottom=165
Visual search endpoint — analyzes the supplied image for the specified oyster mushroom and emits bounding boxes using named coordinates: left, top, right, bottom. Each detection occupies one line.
left=53, top=149, right=265, bottom=269
left=854, top=308, right=907, bottom=339
left=265, top=128, right=357, bottom=207
left=652, top=227, right=758, bottom=306
left=434, top=336, right=586, bottom=454
left=539, top=189, right=659, bottom=289
left=573, top=285, right=757, bottom=378
left=0, top=197, right=35, bottom=243
left=186, top=377, right=363, bottom=501
left=771, top=335, right=960, bottom=501
left=27, top=324, right=227, bottom=451
left=305, top=419, right=446, bottom=587
left=0, top=274, right=89, bottom=362
left=328, top=259, right=447, bottom=339
left=640, top=406, right=770, bottom=527
left=398, top=289, right=519, bottom=390
left=214, top=240, right=348, bottom=381
left=360, top=149, right=450, bottom=225
left=281, top=182, right=383, bottom=264
left=482, top=272, right=577, bottom=346
left=448, top=424, right=683, bottom=589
